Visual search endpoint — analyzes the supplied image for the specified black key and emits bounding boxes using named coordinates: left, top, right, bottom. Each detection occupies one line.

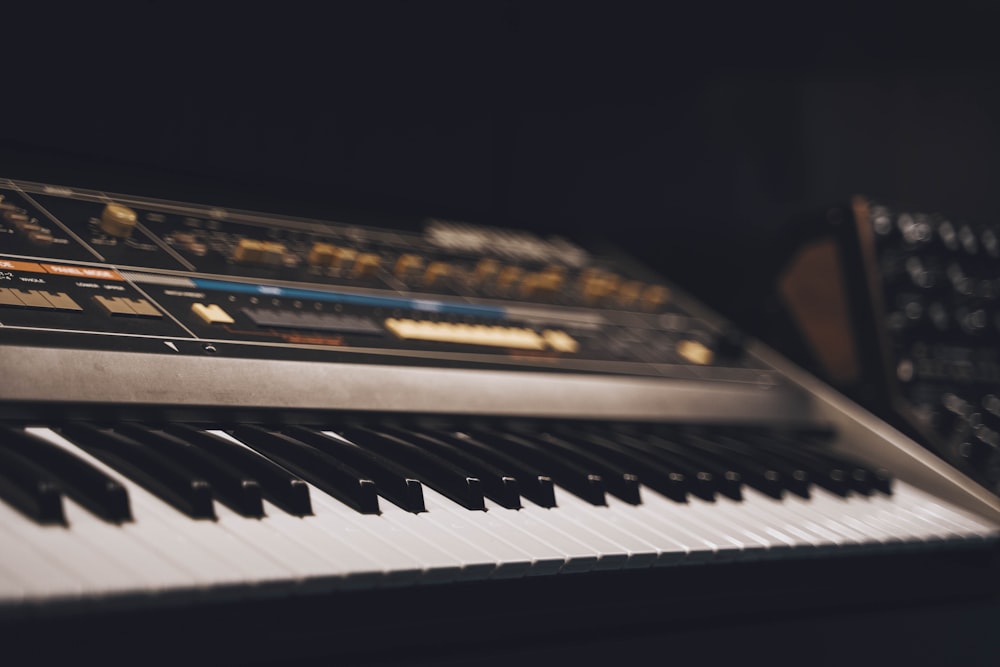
left=281, top=427, right=425, bottom=513
left=380, top=425, right=521, bottom=509
left=470, top=426, right=606, bottom=506
left=231, top=425, right=380, bottom=515
left=625, top=430, right=743, bottom=501
left=551, top=426, right=688, bottom=503
left=0, top=426, right=131, bottom=522
left=513, top=428, right=642, bottom=505
left=0, top=443, right=65, bottom=524
left=741, top=431, right=853, bottom=497
left=164, top=424, right=312, bottom=515
left=709, top=431, right=812, bottom=498
left=58, top=422, right=215, bottom=519
left=677, top=430, right=786, bottom=500
left=766, top=431, right=892, bottom=495
left=609, top=430, right=717, bottom=501
left=334, top=425, right=485, bottom=511
left=415, top=427, right=557, bottom=508
left=115, top=424, right=264, bottom=518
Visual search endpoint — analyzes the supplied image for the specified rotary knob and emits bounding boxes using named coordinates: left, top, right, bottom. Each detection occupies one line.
left=99, top=203, right=138, bottom=238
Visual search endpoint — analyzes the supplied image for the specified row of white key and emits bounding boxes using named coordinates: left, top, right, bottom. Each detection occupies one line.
left=0, top=427, right=996, bottom=611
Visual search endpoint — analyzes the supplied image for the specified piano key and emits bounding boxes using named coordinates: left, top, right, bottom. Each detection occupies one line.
left=0, top=515, right=86, bottom=603
left=209, top=431, right=471, bottom=587
left=0, top=425, right=131, bottom=523
left=410, top=486, right=540, bottom=579
left=57, top=423, right=215, bottom=520
left=674, top=430, right=785, bottom=500
left=0, top=497, right=156, bottom=605
left=546, top=487, right=660, bottom=569
left=552, top=427, right=688, bottom=502
left=612, top=433, right=716, bottom=501
left=333, top=425, right=486, bottom=511
left=230, top=426, right=380, bottom=515
left=282, top=427, right=425, bottom=513
left=469, top=426, right=607, bottom=505
left=114, top=424, right=264, bottom=518
left=0, top=444, right=65, bottom=525
left=164, top=424, right=313, bottom=516
left=379, top=425, right=522, bottom=509
left=512, top=427, right=642, bottom=505
left=416, top=428, right=557, bottom=508
left=619, top=430, right=743, bottom=500
left=30, top=428, right=302, bottom=596
left=690, top=430, right=811, bottom=499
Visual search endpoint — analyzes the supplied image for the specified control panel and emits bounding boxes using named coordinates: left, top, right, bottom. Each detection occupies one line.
left=851, top=197, right=1000, bottom=494
left=0, top=178, right=764, bottom=384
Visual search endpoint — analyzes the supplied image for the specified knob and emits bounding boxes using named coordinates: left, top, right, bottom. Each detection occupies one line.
left=99, top=203, right=138, bottom=238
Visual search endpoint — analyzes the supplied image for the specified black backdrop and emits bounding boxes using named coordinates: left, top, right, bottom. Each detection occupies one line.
left=2, top=4, right=1000, bottom=662
left=4, top=2, right=1000, bottom=321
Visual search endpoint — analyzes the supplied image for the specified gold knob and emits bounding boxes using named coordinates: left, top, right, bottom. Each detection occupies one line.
left=100, top=203, right=138, bottom=238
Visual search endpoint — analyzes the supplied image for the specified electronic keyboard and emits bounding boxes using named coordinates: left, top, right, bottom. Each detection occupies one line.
left=0, top=177, right=997, bottom=665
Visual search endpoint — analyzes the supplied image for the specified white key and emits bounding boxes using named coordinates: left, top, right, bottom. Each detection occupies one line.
left=0, top=511, right=86, bottom=603
left=0, top=500, right=151, bottom=605
left=552, top=489, right=660, bottom=569
left=417, top=488, right=534, bottom=579
left=31, top=428, right=288, bottom=597
left=477, top=501, right=568, bottom=576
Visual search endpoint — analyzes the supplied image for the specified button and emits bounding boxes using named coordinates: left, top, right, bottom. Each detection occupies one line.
left=393, top=253, right=423, bottom=280
left=543, top=329, right=579, bottom=353
left=422, top=261, right=451, bottom=287
left=579, top=269, right=620, bottom=304
left=191, top=303, right=235, bottom=325
left=384, top=318, right=546, bottom=350
left=677, top=339, right=714, bottom=365
left=617, top=280, right=644, bottom=307
left=307, top=242, right=340, bottom=268
left=93, top=295, right=163, bottom=318
left=0, top=289, right=25, bottom=307
left=243, top=307, right=383, bottom=335
left=495, top=266, right=523, bottom=291
left=40, top=292, right=83, bottom=312
left=640, top=284, right=670, bottom=310
left=0, top=289, right=81, bottom=311
left=99, top=203, right=139, bottom=238
left=351, top=253, right=381, bottom=279
left=232, top=239, right=285, bottom=266
left=472, top=258, right=500, bottom=284
left=9, top=289, right=52, bottom=309
left=519, top=266, right=565, bottom=299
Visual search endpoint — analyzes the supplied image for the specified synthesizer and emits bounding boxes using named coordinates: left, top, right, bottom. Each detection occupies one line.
left=0, top=178, right=998, bottom=664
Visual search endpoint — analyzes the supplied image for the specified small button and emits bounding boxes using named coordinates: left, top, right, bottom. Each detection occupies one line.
left=192, top=303, right=235, bottom=324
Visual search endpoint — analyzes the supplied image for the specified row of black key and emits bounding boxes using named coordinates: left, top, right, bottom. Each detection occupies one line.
left=0, top=421, right=891, bottom=525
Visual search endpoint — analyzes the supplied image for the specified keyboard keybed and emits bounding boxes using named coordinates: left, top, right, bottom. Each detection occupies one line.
left=0, top=420, right=995, bottom=611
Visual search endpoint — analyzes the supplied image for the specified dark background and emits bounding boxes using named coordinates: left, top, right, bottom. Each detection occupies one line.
left=4, top=2, right=1000, bottom=324
left=1, top=3, right=999, bottom=662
